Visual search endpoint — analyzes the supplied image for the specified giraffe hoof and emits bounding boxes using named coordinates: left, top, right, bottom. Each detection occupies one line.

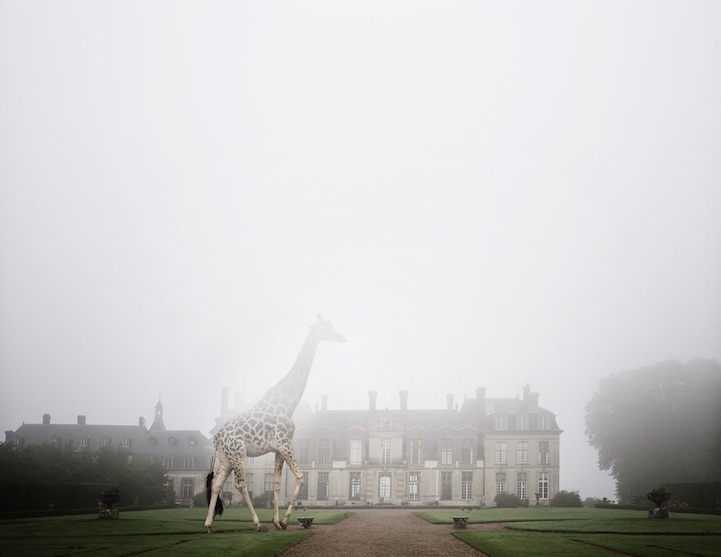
left=205, top=526, right=213, bottom=534
left=257, top=524, right=269, bottom=532
left=280, top=521, right=288, bottom=530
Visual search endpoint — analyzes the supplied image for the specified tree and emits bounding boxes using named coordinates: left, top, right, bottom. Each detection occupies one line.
left=585, top=359, right=721, bottom=502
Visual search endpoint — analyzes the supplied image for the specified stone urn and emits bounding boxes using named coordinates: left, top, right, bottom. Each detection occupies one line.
left=647, top=491, right=670, bottom=519
left=99, top=488, right=121, bottom=519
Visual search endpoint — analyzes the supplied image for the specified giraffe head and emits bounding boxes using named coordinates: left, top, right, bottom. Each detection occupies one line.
left=309, top=314, right=346, bottom=343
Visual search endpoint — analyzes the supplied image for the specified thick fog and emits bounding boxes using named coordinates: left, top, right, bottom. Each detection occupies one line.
left=1, top=1, right=720, bottom=499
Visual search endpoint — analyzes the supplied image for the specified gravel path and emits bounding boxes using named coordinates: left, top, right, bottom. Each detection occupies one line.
left=280, top=509, right=488, bottom=556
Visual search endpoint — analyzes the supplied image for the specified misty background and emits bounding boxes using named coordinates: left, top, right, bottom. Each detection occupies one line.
left=1, top=1, right=719, bottom=500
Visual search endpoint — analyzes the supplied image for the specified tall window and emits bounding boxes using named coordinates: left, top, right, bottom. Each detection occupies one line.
left=461, top=471, right=473, bottom=500
left=538, top=414, right=550, bottom=430
left=517, top=414, right=529, bottom=430
left=516, top=472, right=528, bottom=499
left=298, top=439, right=309, bottom=465
left=379, top=473, right=391, bottom=500
left=52, top=437, right=60, bottom=447
left=495, top=414, right=507, bottom=430
left=495, top=472, right=507, bottom=495
left=102, top=437, right=111, bottom=447
left=317, top=471, right=329, bottom=500
left=182, top=478, right=194, bottom=499
left=538, top=441, right=550, bottom=464
left=440, top=471, right=453, bottom=500
left=184, top=457, right=194, bottom=470
left=318, top=438, right=331, bottom=465
left=440, top=438, right=453, bottom=465
left=380, top=437, right=392, bottom=464
left=349, top=440, right=362, bottom=465
left=408, top=473, right=420, bottom=501
left=349, top=472, right=361, bottom=500
left=409, top=439, right=422, bottom=465
left=80, top=437, right=88, bottom=447
left=298, top=472, right=308, bottom=500
left=163, top=457, right=173, bottom=470
left=122, top=437, right=131, bottom=448
left=264, top=473, right=274, bottom=494
left=538, top=472, right=549, bottom=499
left=495, top=442, right=507, bottom=464
left=462, top=439, right=474, bottom=465
left=516, top=441, right=528, bottom=464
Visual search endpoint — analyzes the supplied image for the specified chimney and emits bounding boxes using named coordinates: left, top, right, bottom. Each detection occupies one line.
left=321, top=395, right=328, bottom=411
left=221, top=387, right=230, bottom=418
left=139, top=416, right=146, bottom=428
left=523, top=384, right=540, bottom=409
left=368, top=390, right=378, bottom=411
left=399, top=390, right=409, bottom=412
left=42, top=413, right=51, bottom=425
left=446, top=394, right=454, bottom=411
left=77, top=415, right=86, bottom=425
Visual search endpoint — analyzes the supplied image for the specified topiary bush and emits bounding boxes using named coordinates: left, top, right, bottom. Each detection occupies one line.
left=549, top=490, right=583, bottom=507
left=494, top=492, right=528, bottom=508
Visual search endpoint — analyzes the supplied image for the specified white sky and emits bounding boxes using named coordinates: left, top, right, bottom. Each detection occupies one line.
left=1, top=1, right=720, bottom=499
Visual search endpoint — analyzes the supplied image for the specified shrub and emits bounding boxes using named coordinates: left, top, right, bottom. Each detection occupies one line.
left=550, top=490, right=583, bottom=507
left=494, top=492, right=528, bottom=508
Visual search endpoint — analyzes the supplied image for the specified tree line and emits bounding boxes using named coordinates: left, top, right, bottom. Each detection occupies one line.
left=585, top=358, right=721, bottom=503
left=0, top=444, right=173, bottom=508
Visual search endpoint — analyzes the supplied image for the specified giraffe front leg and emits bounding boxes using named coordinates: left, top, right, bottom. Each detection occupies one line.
left=272, top=452, right=285, bottom=530
left=281, top=450, right=304, bottom=528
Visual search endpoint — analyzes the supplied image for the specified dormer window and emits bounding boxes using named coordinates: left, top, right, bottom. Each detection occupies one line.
left=188, top=437, right=197, bottom=446
left=517, top=414, right=529, bottom=430
left=538, top=414, right=550, bottom=430
left=52, top=437, right=61, bottom=446
left=122, top=437, right=131, bottom=448
left=168, top=437, right=177, bottom=446
left=148, top=437, right=158, bottom=446
left=495, top=414, right=507, bottom=430
left=80, top=437, right=89, bottom=447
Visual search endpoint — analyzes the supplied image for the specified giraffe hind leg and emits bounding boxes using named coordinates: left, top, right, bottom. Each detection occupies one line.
left=204, top=462, right=231, bottom=533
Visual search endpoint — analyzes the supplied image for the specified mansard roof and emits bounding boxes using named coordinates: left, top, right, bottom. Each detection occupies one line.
left=8, top=421, right=211, bottom=455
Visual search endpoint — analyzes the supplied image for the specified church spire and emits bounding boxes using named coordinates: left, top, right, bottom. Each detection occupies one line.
left=149, top=398, right=166, bottom=432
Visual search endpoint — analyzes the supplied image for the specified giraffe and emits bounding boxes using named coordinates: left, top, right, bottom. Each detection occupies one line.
left=204, top=315, right=345, bottom=533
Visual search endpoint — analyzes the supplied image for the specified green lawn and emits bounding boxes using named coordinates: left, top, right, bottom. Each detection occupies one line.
left=418, top=508, right=721, bottom=557
left=0, top=508, right=352, bottom=556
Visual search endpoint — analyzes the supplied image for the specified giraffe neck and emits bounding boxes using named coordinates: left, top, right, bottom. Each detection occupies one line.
left=266, top=333, right=320, bottom=417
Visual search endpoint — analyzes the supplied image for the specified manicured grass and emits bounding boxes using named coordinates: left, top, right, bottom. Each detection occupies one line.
left=455, top=531, right=721, bottom=557
left=420, top=508, right=721, bottom=557
left=0, top=508, right=351, bottom=556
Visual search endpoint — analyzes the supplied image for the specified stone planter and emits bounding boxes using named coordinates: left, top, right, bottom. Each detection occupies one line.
left=647, top=491, right=670, bottom=519
left=99, top=490, right=121, bottom=519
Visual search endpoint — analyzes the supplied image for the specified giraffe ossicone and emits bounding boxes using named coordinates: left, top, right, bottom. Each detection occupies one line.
left=204, top=315, right=345, bottom=533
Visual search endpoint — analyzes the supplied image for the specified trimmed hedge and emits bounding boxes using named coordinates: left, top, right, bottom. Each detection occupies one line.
left=0, top=482, right=113, bottom=512
left=594, top=503, right=721, bottom=516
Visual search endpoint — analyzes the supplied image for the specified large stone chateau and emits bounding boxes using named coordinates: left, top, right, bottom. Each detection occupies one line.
left=4, top=385, right=561, bottom=507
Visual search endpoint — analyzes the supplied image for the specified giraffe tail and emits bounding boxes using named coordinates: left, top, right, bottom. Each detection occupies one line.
left=206, top=451, right=224, bottom=517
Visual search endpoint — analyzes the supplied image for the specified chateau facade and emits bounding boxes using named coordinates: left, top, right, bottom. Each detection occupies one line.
left=4, top=385, right=561, bottom=508
left=225, top=385, right=562, bottom=507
